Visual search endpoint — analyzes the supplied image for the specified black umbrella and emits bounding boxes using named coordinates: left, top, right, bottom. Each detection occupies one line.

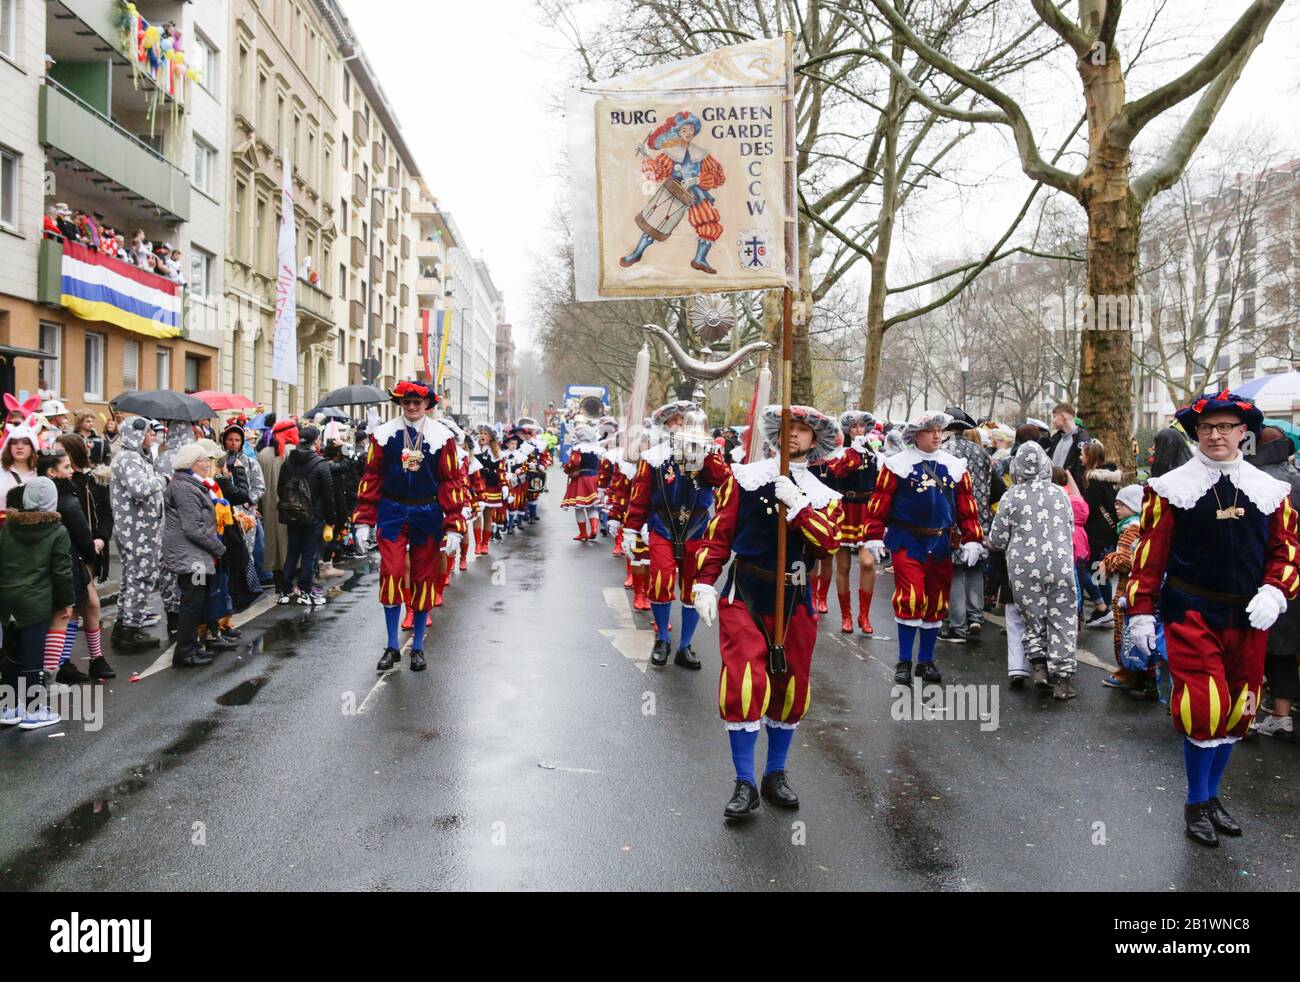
left=111, top=389, right=214, bottom=422
left=305, top=405, right=349, bottom=421
left=318, top=384, right=387, bottom=408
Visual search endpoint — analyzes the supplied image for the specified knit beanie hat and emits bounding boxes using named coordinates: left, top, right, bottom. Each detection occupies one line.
left=173, top=443, right=205, bottom=471
left=23, top=476, right=58, bottom=512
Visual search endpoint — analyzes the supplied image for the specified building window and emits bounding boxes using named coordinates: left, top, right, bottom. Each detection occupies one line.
left=38, top=322, right=60, bottom=393
left=257, top=72, right=268, bottom=133
left=276, top=93, right=285, bottom=150
left=0, top=146, right=16, bottom=230
left=0, top=0, right=15, bottom=60
left=339, top=263, right=346, bottom=299
left=122, top=339, right=140, bottom=391
left=255, top=197, right=268, bottom=271
left=190, top=247, right=214, bottom=296
left=84, top=332, right=106, bottom=401
left=156, top=347, right=172, bottom=388
left=237, top=44, right=249, bottom=114
left=322, top=145, right=331, bottom=200
left=191, top=32, right=216, bottom=92
left=193, top=136, right=217, bottom=195
left=234, top=180, right=247, bottom=259
left=184, top=354, right=203, bottom=392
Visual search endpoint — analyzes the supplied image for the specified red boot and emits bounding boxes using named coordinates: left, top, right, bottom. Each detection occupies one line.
left=814, top=576, right=830, bottom=614
left=623, top=558, right=634, bottom=590
left=838, top=592, right=854, bottom=633
left=588, top=516, right=600, bottom=540
left=632, top=572, right=651, bottom=611
left=574, top=520, right=589, bottom=541
left=613, top=535, right=625, bottom=558
left=857, top=590, right=874, bottom=634
left=459, top=536, right=469, bottom=570
left=401, top=607, right=415, bottom=631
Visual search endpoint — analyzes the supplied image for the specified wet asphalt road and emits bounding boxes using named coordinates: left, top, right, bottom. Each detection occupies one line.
left=1, top=490, right=1296, bottom=892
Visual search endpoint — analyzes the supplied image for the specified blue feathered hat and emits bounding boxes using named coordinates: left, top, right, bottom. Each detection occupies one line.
left=1173, top=389, right=1264, bottom=442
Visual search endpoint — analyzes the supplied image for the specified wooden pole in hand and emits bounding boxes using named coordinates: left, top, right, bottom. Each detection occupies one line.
left=771, top=29, right=796, bottom=674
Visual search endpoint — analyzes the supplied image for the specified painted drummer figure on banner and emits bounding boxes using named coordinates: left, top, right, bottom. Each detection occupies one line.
left=620, top=111, right=726, bottom=275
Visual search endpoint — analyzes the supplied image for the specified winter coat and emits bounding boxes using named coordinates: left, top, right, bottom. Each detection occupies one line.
left=0, top=509, right=76, bottom=628
left=71, top=466, right=114, bottom=580
left=1069, top=494, right=1090, bottom=562
left=988, top=442, right=1077, bottom=614
left=256, top=445, right=289, bottom=571
left=1045, top=426, right=1089, bottom=489
left=53, top=476, right=95, bottom=607
left=1082, top=464, right=1120, bottom=555
left=1251, top=437, right=1300, bottom=657
left=84, top=431, right=111, bottom=467
left=161, top=471, right=225, bottom=576
left=326, top=451, right=358, bottom=523
left=215, top=473, right=261, bottom=613
left=276, top=445, right=341, bottom=526
left=943, top=433, right=994, bottom=533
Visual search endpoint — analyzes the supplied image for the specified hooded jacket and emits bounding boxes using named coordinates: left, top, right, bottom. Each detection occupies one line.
left=110, top=418, right=166, bottom=529
left=155, top=420, right=196, bottom=477
left=988, top=442, right=1076, bottom=605
left=0, top=508, right=76, bottom=627
left=162, top=471, right=225, bottom=575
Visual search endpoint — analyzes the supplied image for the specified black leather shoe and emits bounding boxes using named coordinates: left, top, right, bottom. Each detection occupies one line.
left=1184, top=802, right=1219, bottom=847
left=915, top=660, right=942, bottom=684
left=409, top=649, right=427, bottom=672
left=674, top=645, right=701, bottom=670
left=111, top=625, right=160, bottom=651
left=893, top=661, right=913, bottom=686
left=173, top=651, right=214, bottom=668
left=650, top=639, right=671, bottom=668
left=1206, top=796, right=1242, bottom=836
left=56, top=662, right=90, bottom=684
left=723, top=780, right=761, bottom=820
left=88, top=657, right=116, bottom=680
left=377, top=647, right=401, bottom=672
left=760, top=770, right=800, bottom=809
left=203, top=636, right=238, bottom=652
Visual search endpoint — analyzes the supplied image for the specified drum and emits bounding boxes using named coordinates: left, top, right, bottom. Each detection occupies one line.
left=635, top=179, right=695, bottom=242
left=528, top=465, right=547, bottom=493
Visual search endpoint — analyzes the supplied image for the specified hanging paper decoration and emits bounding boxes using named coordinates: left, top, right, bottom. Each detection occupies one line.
left=116, top=0, right=198, bottom=162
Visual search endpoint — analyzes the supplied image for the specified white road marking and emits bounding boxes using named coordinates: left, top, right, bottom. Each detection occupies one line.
left=135, top=592, right=281, bottom=681
left=356, top=639, right=414, bottom=716
left=601, top=586, right=651, bottom=674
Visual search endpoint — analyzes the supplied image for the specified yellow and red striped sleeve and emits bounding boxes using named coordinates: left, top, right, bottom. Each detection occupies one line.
left=1264, top=494, right=1300, bottom=601
left=1125, top=487, right=1175, bottom=617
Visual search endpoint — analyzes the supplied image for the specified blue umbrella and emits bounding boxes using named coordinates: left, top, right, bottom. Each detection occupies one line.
left=247, top=413, right=269, bottom=430
left=1232, top=371, right=1300, bottom=403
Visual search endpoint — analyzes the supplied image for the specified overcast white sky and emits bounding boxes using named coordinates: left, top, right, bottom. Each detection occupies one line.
left=341, top=1, right=1300, bottom=350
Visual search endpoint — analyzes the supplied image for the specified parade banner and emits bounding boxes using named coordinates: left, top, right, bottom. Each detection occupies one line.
left=271, top=148, right=298, bottom=386
left=568, top=38, right=794, bottom=301
left=59, top=241, right=181, bottom=339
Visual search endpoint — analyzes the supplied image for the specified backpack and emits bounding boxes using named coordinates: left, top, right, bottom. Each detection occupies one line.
left=279, top=465, right=315, bottom=525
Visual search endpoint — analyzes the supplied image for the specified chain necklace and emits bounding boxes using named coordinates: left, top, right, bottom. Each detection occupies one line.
left=1211, top=478, right=1244, bottom=520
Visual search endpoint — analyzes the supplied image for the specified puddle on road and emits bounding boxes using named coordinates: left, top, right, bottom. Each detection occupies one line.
left=215, top=675, right=269, bottom=707
left=0, top=719, right=220, bottom=891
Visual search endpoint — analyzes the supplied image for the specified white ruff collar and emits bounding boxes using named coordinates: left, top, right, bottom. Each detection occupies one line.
left=374, top=416, right=453, bottom=452
left=640, top=441, right=672, bottom=467
left=572, top=442, right=602, bottom=455
left=731, top=457, right=841, bottom=509
left=1148, top=450, right=1290, bottom=514
left=883, top=446, right=967, bottom=483
left=616, top=457, right=637, bottom=479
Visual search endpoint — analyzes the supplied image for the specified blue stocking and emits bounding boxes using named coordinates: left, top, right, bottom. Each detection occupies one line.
left=918, top=626, right=939, bottom=663
left=59, top=620, right=81, bottom=667
left=651, top=603, right=671, bottom=642
left=897, top=623, right=918, bottom=662
left=764, top=724, right=795, bottom=775
left=679, top=605, right=700, bottom=649
left=383, top=605, right=401, bottom=650
left=1183, top=739, right=1214, bottom=804
left=1208, top=742, right=1234, bottom=799
left=411, top=610, right=429, bottom=652
left=728, top=727, right=759, bottom=786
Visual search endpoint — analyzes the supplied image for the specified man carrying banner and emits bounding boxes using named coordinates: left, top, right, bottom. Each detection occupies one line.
left=862, top=411, right=985, bottom=687
left=691, top=406, right=843, bottom=819
left=623, top=401, right=730, bottom=669
left=353, top=381, right=467, bottom=674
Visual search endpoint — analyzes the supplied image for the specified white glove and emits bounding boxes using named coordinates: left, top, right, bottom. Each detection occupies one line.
left=462, top=506, right=472, bottom=519
left=1128, top=614, right=1157, bottom=653
left=865, top=539, right=887, bottom=562
left=442, top=532, right=462, bottom=556
left=772, top=475, right=811, bottom=519
left=960, top=541, right=984, bottom=567
left=354, top=525, right=372, bottom=550
left=851, top=434, right=870, bottom=453
left=608, top=519, right=622, bottom=537
left=622, top=528, right=638, bottom=555
left=1245, top=584, right=1286, bottom=632
left=692, top=583, right=718, bottom=627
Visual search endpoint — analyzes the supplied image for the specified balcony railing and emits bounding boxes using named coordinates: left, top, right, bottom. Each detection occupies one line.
left=385, top=323, right=397, bottom=349
left=401, top=187, right=411, bottom=213
left=370, top=256, right=383, bottom=285
left=296, top=277, right=334, bottom=325
left=371, top=199, right=384, bottom=228
left=350, top=299, right=365, bottom=331
left=401, top=235, right=411, bottom=260
left=386, top=270, right=397, bottom=296
left=352, top=172, right=366, bottom=206
left=39, top=80, right=190, bottom=221
left=387, top=218, right=397, bottom=247
left=400, top=284, right=410, bottom=308
left=350, top=236, right=365, bottom=269
left=372, top=141, right=385, bottom=171
left=38, top=237, right=186, bottom=334
left=353, top=110, right=366, bottom=145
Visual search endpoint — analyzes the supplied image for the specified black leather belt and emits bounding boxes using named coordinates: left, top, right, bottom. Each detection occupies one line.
left=841, top=490, right=871, bottom=502
left=390, top=495, right=436, bottom=506
left=894, top=520, right=948, bottom=538
left=735, top=558, right=800, bottom=585
left=1167, top=575, right=1251, bottom=606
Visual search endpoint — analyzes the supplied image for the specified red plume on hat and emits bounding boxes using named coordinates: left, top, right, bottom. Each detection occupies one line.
left=389, top=380, right=436, bottom=405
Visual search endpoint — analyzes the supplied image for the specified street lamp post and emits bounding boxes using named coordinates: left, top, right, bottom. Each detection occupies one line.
left=960, top=354, right=970, bottom=409
left=363, top=185, right=399, bottom=387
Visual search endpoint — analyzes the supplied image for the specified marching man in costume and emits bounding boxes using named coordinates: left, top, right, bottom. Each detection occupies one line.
left=1124, top=390, right=1299, bottom=847
left=623, top=400, right=731, bottom=669
left=472, top=425, right=506, bottom=551
left=820, top=410, right=880, bottom=634
left=608, top=422, right=652, bottom=611
left=561, top=423, right=604, bottom=540
left=692, top=406, right=843, bottom=819
left=353, top=381, right=467, bottom=674
left=862, top=411, right=984, bottom=687
left=518, top=418, right=549, bottom=524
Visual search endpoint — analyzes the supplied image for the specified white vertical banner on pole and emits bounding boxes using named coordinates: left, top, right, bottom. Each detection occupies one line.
left=272, top=148, right=298, bottom=385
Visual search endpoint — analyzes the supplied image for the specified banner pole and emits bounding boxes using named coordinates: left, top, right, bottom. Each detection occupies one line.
left=771, top=29, right=797, bottom=673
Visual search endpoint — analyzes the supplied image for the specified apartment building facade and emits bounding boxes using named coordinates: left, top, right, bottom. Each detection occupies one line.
left=0, top=0, right=220, bottom=413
